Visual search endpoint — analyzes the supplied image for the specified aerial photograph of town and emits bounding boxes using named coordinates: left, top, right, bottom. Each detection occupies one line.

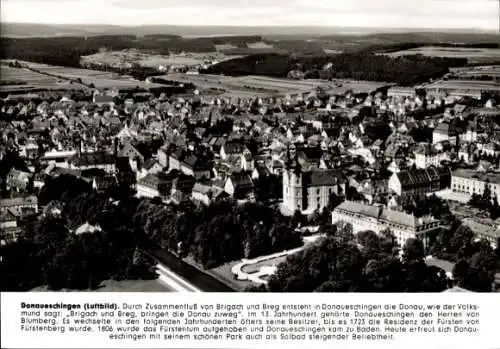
left=1, top=0, right=499, bottom=293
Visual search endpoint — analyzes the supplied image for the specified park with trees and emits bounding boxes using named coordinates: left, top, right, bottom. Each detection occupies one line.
left=1, top=173, right=303, bottom=291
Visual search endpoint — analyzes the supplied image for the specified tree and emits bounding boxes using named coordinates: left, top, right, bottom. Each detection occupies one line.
left=357, top=230, right=379, bottom=248
left=452, top=259, right=470, bottom=287
left=244, top=284, right=268, bottom=292
left=291, top=210, right=306, bottom=228
left=363, top=257, right=405, bottom=292
left=465, top=250, right=497, bottom=292
left=335, top=221, right=354, bottom=243
left=318, top=224, right=337, bottom=236
left=38, top=174, right=92, bottom=206
left=402, top=238, right=425, bottom=264
left=268, top=237, right=364, bottom=292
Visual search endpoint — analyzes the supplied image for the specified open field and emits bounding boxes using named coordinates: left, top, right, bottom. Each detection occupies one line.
left=158, top=73, right=387, bottom=98
left=32, top=65, right=167, bottom=90
left=1, top=60, right=171, bottom=91
left=0, top=65, right=85, bottom=93
left=81, top=50, right=241, bottom=69
left=449, top=65, right=500, bottom=78
left=424, top=79, right=500, bottom=93
left=383, top=46, right=500, bottom=64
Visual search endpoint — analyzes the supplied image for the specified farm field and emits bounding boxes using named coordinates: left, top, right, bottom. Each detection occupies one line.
left=0, top=65, right=85, bottom=93
left=1, top=60, right=170, bottom=91
left=383, top=46, right=500, bottom=64
left=425, top=79, right=500, bottom=92
left=449, top=65, right=500, bottom=78
left=32, top=65, right=167, bottom=89
left=81, top=50, right=241, bottom=69
left=158, top=73, right=387, bottom=98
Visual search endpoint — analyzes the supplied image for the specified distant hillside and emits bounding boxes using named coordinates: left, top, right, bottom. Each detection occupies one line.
left=0, top=23, right=120, bottom=38
left=2, top=22, right=497, bottom=38
left=0, top=35, right=265, bottom=67
left=319, top=32, right=500, bottom=45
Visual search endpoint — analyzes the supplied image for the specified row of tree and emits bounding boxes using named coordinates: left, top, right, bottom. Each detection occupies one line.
left=41, top=174, right=303, bottom=270
left=249, top=226, right=451, bottom=292
left=130, top=198, right=303, bottom=268
left=203, top=53, right=468, bottom=86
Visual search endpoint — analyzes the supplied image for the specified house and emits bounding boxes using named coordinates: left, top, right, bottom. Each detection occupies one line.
left=6, top=168, right=32, bottom=192
left=40, top=150, right=78, bottom=167
left=179, top=155, right=212, bottom=180
left=432, top=123, right=458, bottom=145
left=171, top=174, right=196, bottom=204
left=451, top=169, right=500, bottom=200
left=220, top=140, right=249, bottom=160
left=332, top=200, right=440, bottom=248
left=296, top=147, right=323, bottom=170
left=387, top=87, right=416, bottom=98
left=116, top=125, right=137, bottom=142
left=252, top=164, right=270, bottom=180
left=92, top=176, right=117, bottom=192
left=203, top=136, right=226, bottom=153
left=283, top=156, right=346, bottom=213
left=359, top=178, right=390, bottom=204
left=460, top=121, right=481, bottom=143
left=241, top=153, right=255, bottom=172
left=413, top=143, right=447, bottom=169
left=224, top=173, right=254, bottom=200
left=191, top=182, right=229, bottom=205
left=0, top=196, right=38, bottom=217
left=118, top=142, right=144, bottom=171
left=0, top=209, right=22, bottom=245
left=157, top=145, right=173, bottom=168
left=0, top=209, right=17, bottom=230
left=453, top=104, right=468, bottom=118
left=482, top=142, right=500, bottom=157
left=462, top=218, right=500, bottom=249
left=137, top=159, right=163, bottom=179
left=136, top=173, right=173, bottom=201
left=67, top=151, right=116, bottom=174
left=389, top=167, right=450, bottom=202
left=19, top=141, right=39, bottom=159
left=387, top=159, right=408, bottom=174
left=93, top=94, right=115, bottom=107
left=458, top=143, right=473, bottom=164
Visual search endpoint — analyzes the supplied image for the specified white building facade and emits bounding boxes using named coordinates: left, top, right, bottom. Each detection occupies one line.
left=451, top=169, right=500, bottom=199
left=332, top=201, right=440, bottom=248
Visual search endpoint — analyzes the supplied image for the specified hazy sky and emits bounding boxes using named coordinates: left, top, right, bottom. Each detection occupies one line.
left=1, top=0, right=498, bottom=30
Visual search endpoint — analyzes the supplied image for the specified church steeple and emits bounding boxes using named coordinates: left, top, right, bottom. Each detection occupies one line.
left=285, top=145, right=293, bottom=170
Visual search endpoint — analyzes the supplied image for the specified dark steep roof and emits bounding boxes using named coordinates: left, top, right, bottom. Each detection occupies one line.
left=69, top=151, right=115, bottom=167
left=229, top=173, right=254, bottom=189
left=304, top=169, right=346, bottom=187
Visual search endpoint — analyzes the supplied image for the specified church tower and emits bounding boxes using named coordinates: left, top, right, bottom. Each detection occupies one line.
left=283, top=148, right=304, bottom=212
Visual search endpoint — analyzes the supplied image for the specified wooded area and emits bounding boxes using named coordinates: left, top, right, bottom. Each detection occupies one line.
left=203, top=53, right=468, bottom=86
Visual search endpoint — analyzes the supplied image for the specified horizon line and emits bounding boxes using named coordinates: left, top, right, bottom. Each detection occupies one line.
left=2, top=21, right=497, bottom=34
